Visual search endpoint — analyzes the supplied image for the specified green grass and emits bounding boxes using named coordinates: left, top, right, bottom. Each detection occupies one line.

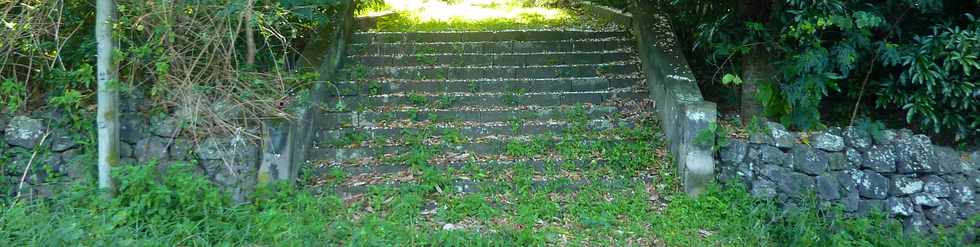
left=376, top=12, right=576, bottom=32
left=653, top=185, right=979, bottom=246
left=2, top=114, right=974, bottom=246
left=366, top=0, right=580, bottom=32
left=2, top=147, right=975, bottom=246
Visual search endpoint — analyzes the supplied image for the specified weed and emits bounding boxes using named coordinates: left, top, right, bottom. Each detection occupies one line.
left=505, top=136, right=549, bottom=158
left=415, top=53, right=437, bottom=66
left=436, top=94, right=459, bottom=108
left=368, top=81, right=384, bottom=95
left=443, top=128, right=465, bottom=144
left=440, top=193, right=499, bottom=222
left=408, top=93, right=429, bottom=106
left=467, top=81, right=479, bottom=93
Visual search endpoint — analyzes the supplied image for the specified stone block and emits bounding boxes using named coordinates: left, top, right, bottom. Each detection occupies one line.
left=758, top=145, right=789, bottom=166
left=751, top=179, right=778, bottom=198
left=857, top=170, right=890, bottom=199
left=791, top=145, right=829, bottom=175
left=924, top=199, right=958, bottom=226
left=4, top=116, right=45, bottom=148
left=886, top=197, right=915, bottom=216
left=49, top=129, right=78, bottom=152
left=719, top=139, right=747, bottom=165
left=862, top=145, right=896, bottom=173
left=810, top=131, right=845, bottom=151
left=895, top=134, right=935, bottom=173
left=891, top=175, right=924, bottom=196
left=815, top=174, right=841, bottom=200
left=135, top=136, right=170, bottom=163
left=828, top=152, right=849, bottom=171
left=843, top=126, right=872, bottom=150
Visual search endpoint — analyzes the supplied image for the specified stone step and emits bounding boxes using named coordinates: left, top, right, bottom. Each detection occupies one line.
left=323, top=91, right=646, bottom=111
left=328, top=77, right=643, bottom=96
left=346, top=51, right=634, bottom=67
left=316, top=159, right=607, bottom=178
left=308, top=138, right=626, bottom=162
left=351, top=31, right=630, bottom=44
left=340, top=63, right=640, bottom=81
left=349, top=39, right=634, bottom=56
left=324, top=173, right=655, bottom=195
left=314, top=120, right=634, bottom=147
left=317, top=105, right=620, bottom=128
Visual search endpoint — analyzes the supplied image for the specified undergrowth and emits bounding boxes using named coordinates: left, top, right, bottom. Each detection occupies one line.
left=2, top=125, right=975, bottom=245
left=655, top=184, right=978, bottom=246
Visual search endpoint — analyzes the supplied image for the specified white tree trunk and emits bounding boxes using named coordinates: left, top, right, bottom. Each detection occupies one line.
left=96, top=0, right=119, bottom=192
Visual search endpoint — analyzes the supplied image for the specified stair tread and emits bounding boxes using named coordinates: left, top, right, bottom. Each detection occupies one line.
left=321, top=91, right=646, bottom=110
left=351, top=30, right=631, bottom=44
left=314, top=29, right=652, bottom=175
left=317, top=159, right=608, bottom=176
left=349, top=39, right=635, bottom=55
left=309, top=137, right=638, bottom=162
left=318, top=104, right=620, bottom=127
left=315, top=121, right=637, bottom=148
left=319, top=175, right=656, bottom=195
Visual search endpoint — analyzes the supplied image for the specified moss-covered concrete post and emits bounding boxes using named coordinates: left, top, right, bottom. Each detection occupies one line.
left=258, top=118, right=292, bottom=185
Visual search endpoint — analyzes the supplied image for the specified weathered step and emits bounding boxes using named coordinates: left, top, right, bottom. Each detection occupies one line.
left=314, top=120, right=634, bottom=147
left=325, top=174, right=656, bottom=195
left=352, top=31, right=630, bottom=44
left=323, top=91, right=645, bottom=110
left=308, top=138, right=625, bottom=162
left=340, top=63, right=641, bottom=81
left=329, top=77, right=642, bottom=96
left=316, top=159, right=608, bottom=178
left=346, top=51, right=634, bottom=67
left=318, top=105, right=619, bottom=128
left=349, top=39, right=634, bottom=56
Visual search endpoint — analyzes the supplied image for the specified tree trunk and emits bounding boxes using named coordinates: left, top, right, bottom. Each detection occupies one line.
left=244, top=0, right=256, bottom=67
left=737, top=0, right=773, bottom=125
left=96, top=0, right=119, bottom=193
left=740, top=46, right=769, bottom=125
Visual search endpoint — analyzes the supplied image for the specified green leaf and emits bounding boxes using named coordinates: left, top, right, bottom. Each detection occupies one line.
left=721, top=74, right=742, bottom=85
left=853, top=11, right=883, bottom=30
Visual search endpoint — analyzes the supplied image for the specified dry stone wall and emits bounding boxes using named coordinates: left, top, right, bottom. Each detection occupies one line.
left=717, top=121, right=979, bottom=232
left=0, top=95, right=259, bottom=200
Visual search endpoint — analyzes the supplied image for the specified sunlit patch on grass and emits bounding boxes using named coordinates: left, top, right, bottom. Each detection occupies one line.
left=361, top=0, right=577, bottom=31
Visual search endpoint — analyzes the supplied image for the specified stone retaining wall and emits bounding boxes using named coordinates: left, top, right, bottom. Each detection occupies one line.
left=0, top=98, right=259, bottom=200
left=717, top=121, right=979, bottom=232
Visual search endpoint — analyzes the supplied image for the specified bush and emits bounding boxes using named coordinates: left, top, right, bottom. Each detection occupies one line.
left=0, top=0, right=332, bottom=138
left=664, top=0, right=979, bottom=142
left=876, top=18, right=980, bottom=141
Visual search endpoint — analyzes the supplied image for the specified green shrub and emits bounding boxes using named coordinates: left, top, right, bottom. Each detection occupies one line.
left=876, top=17, right=980, bottom=141
left=665, top=0, right=979, bottom=142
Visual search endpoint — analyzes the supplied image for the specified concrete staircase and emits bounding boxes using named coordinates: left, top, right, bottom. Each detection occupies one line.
left=308, top=30, right=656, bottom=193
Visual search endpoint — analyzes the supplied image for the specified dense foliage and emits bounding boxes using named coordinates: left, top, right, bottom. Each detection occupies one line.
left=877, top=19, right=980, bottom=141
left=1, top=0, right=336, bottom=135
left=662, top=0, right=979, bottom=142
